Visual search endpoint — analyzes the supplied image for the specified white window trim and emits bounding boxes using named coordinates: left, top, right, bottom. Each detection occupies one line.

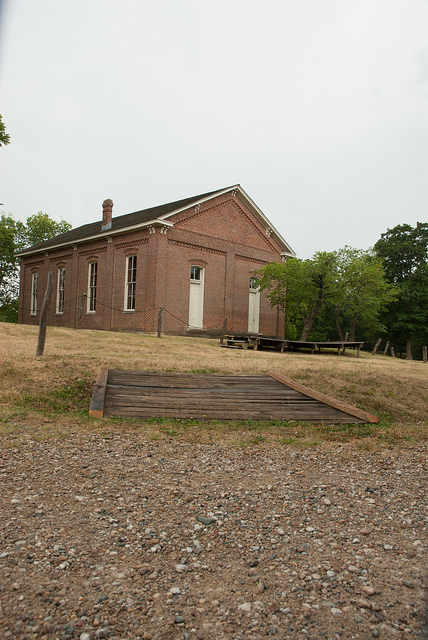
left=124, top=255, right=137, bottom=311
left=87, top=261, right=97, bottom=314
left=56, top=267, right=65, bottom=315
left=30, top=272, right=38, bottom=316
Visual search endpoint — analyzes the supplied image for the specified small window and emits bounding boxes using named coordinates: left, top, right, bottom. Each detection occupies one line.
left=191, top=266, right=201, bottom=281
left=56, top=267, right=65, bottom=314
left=249, top=277, right=260, bottom=290
left=125, top=255, right=137, bottom=311
left=30, top=272, right=38, bottom=315
left=87, top=262, right=98, bottom=312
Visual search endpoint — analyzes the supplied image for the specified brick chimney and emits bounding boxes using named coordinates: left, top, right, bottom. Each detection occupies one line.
left=101, top=199, right=113, bottom=231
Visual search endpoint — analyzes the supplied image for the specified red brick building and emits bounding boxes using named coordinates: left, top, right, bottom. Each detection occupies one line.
left=17, top=185, right=295, bottom=336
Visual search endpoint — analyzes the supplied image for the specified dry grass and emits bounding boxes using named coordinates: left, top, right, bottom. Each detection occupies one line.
left=1, top=322, right=427, bottom=449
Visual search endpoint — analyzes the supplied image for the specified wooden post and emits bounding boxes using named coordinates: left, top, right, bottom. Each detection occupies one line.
left=220, top=318, right=228, bottom=345
left=390, top=345, right=395, bottom=358
left=157, top=307, right=163, bottom=338
left=423, top=346, right=427, bottom=363
left=36, top=271, right=55, bottom=357
left=372, top=338, right=382, bottom=355
left=383, top=340, right=390, bottom=356
left=76, top=293, right=86, bottom=328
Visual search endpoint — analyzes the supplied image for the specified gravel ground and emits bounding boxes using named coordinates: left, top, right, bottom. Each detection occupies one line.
left=0, top=434, right=427, bottom=640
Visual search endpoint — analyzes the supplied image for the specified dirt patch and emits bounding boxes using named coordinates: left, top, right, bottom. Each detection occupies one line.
left=0, top=433, right=426, bottom=640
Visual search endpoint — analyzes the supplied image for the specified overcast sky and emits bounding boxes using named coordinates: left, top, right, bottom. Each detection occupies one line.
left=0, top=0, right=427, bottom=258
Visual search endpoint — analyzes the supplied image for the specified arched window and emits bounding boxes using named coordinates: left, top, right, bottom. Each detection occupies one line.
left=87, top=262, right=98, bottom=313
left=191, top=265, right=202, bottom=281
left=30, top=272, right=39, bottom=316
left=125, top=255, right=137, bottom=310
left=249, top=276, right=260, bottom=290
left=56, top=267, right=65, bottom=314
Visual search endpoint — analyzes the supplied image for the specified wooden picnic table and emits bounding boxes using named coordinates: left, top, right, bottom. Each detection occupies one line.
left=286, top=340, right=364, bottom=356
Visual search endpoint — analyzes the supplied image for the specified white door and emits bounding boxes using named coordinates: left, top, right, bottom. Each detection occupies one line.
left=189, top=266, right=204, bottom=329
left=248, top=277, right=260, bottom=333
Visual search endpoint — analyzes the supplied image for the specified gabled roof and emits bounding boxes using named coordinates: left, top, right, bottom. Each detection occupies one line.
left=16, top=185, right=295, bottom=257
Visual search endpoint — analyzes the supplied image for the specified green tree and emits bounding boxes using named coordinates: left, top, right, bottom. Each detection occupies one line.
left=258, top=248, right=396, bottom=343
left=0, top=212, right=72, bottom=322
left=258, top=252, right=340, bottom=340
left=333, top=247, right=396, bottom=342
left=374, top=222, right=428, bottom=359
left=0, top=114, right=11, bottom=147
left=0, top=215, right=19, bottom=305
left=15, top=212, right=71, bottom=249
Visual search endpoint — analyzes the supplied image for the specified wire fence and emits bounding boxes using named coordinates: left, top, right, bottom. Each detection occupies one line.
left=20, top=293, right=226, bottom=332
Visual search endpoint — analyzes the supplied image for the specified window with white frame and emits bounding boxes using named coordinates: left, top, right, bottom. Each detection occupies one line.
left=249, top=276, right=260, bottom=290
left=87, top=262, right=98, bottom=312
left=30, top=272, right=38, bottom=315
left=56, top=267, right=65, bottom=314
left=191, top=265, right=202, bottom=281
left=125, top=255, right=137, bottom=310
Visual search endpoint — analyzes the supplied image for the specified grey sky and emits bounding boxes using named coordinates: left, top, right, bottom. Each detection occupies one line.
left=1, top=0, right=426, bottom=258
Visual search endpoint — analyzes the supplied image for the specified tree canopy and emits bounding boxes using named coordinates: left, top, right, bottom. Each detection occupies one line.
left=257, top=252, right=340, bottom=341
left=374, top=222, right=428, bottom=358
left=0, top=114, right=10, bottom=147
left=15, top=212, right=71, bottom=249
left=257, top=248, right=395, bottom=343
left=0, top=212, right=72, bottom=322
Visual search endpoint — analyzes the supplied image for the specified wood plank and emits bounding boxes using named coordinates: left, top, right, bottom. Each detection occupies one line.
left=90, top=368, right=369, bottom=423
left=268, top=371, right=378, bottom=423
left=89, top=365, right=109, bottom=417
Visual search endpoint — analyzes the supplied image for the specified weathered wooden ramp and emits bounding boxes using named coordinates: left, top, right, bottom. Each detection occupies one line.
left=90, top=368, right=378, bottom=424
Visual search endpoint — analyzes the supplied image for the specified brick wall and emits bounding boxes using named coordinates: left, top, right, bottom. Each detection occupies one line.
left=18, top=191, right=286, bottom=336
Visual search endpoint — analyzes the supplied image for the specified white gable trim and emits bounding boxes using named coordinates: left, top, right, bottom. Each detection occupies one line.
left=159, top=184, right=296, bottom=258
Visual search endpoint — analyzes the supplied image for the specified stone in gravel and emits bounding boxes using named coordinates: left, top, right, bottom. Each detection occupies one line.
left=256, top=581, right=265, bottom=593
left=174, top=615, right=185, bottom=624
left=331, top=608, right=343, bottom=615
left=79, top=634, right=91, bottom=640
left=197, top=516, right=216, bottom=525
left=175, top=564, right=188, bottom=572
left=238, top=602, right=252, bottom=612
left=170, top=586, right=181, bottom=594
left=356, top=598, right=372, bottom=609
left=402, top=579, right=414, bottom=588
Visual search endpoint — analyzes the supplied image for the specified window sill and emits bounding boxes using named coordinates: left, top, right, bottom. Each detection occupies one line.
left=86, top=311, right=96, bottom=315
left=123, top=309, right=136, bottom=313
left=55, top=312, right=64, bottom=316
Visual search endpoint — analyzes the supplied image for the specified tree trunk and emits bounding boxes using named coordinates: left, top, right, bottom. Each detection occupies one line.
left=349, top=312, right=357, bottom=342
left=335, top=305, right=344, bottom=341
left=299, top=299, right=323, bottom=341
left=406, top=336, right=413, bottom=360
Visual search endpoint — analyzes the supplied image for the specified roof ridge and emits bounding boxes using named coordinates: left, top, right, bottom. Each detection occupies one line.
left=16, top=185, right=238, bottom=254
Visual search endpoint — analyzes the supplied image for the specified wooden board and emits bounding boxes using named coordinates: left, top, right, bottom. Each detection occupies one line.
left=90, top=369, right=377, bottom=423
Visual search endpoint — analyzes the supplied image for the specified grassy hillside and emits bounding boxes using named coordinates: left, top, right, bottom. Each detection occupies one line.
left=1, top=323, right=427, bottom=448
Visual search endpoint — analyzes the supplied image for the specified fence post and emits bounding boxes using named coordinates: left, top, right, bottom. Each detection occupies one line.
left=372, top=338, right=382, bottom=355
left=390, top=345, right=395, bottom=358
left=36, top=271, right=55, bottom=357
left=157, top=307, right=163, bottom=338
left=383, top=340, right=390, bottom=356
left=423, top=346, right=427, bottom=363
left=220, top=318, right=228, bottom=345
left=76, top=294, right=86, bottom=328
